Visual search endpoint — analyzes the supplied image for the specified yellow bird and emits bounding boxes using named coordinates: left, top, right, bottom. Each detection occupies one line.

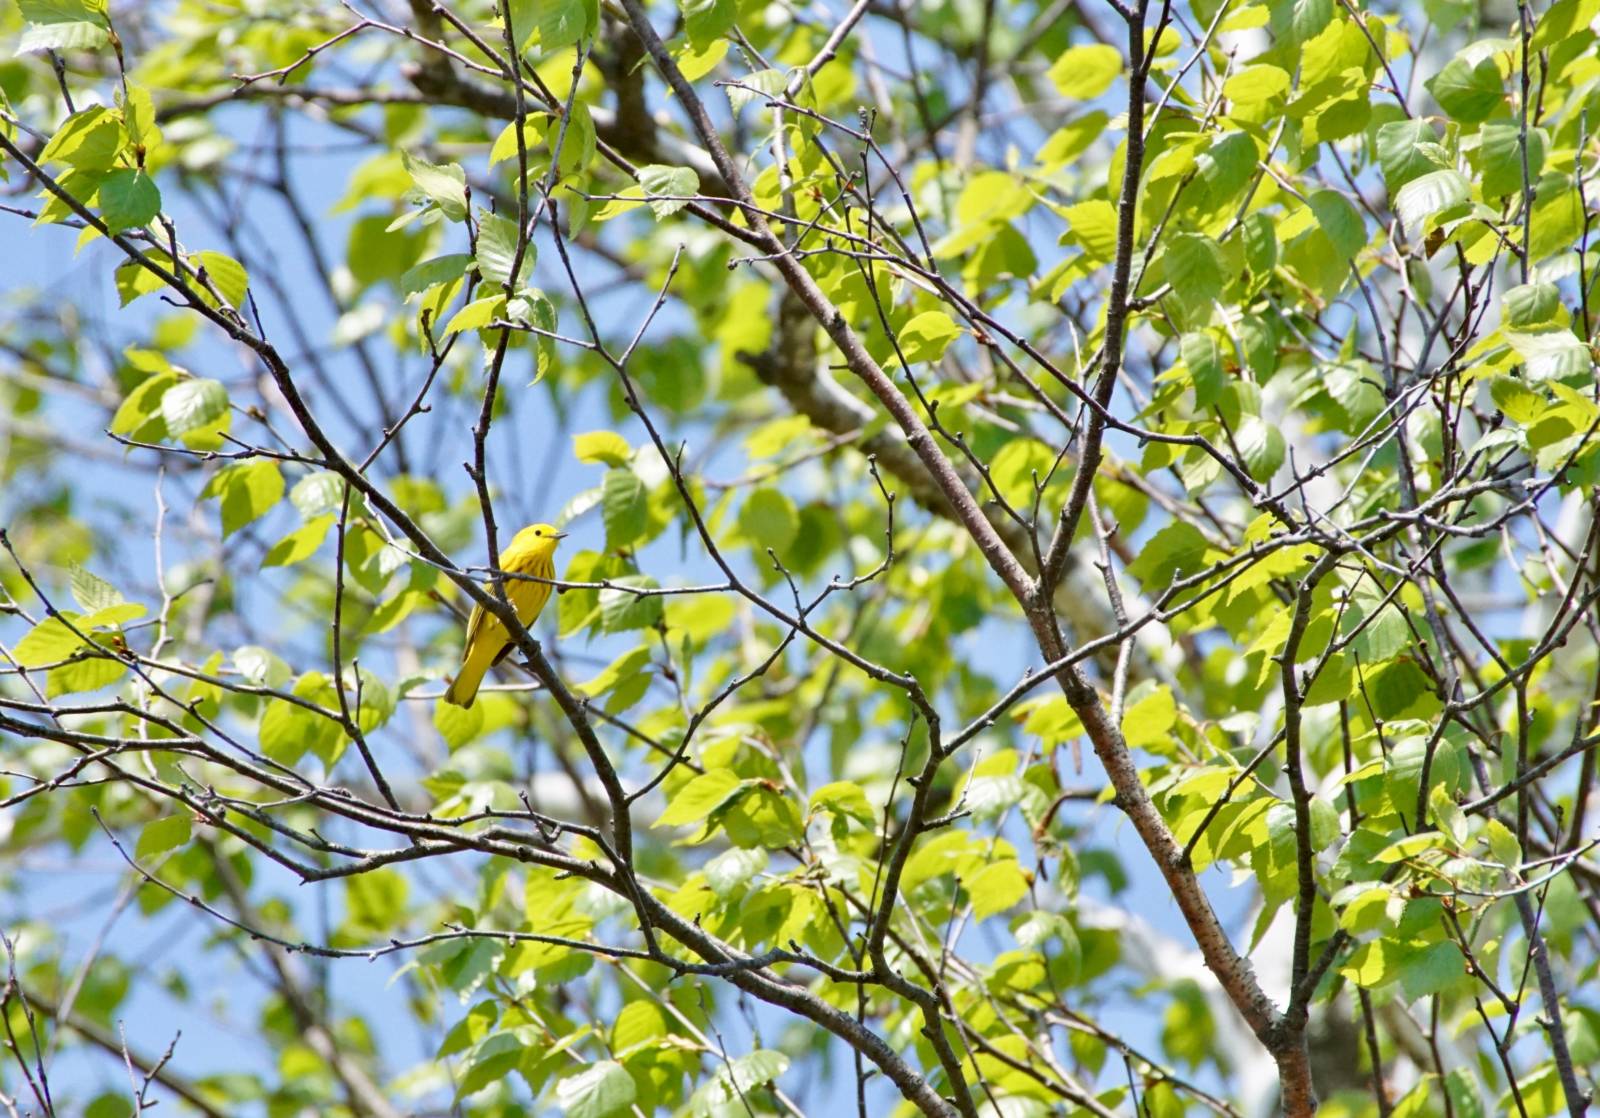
left=444, top=523, right=566, bottom=708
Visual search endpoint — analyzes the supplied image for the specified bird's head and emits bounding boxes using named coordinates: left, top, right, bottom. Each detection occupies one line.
left=511, top=522, right=568, bottom=557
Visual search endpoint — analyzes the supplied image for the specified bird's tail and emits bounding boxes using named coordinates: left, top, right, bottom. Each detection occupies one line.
left=444, top=652, right=489, bottom=708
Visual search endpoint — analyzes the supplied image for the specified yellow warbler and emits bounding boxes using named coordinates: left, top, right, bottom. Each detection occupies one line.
left=444, top=523, right=566, bottom=708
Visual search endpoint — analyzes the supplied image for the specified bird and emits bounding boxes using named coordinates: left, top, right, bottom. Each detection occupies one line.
left=444, top=523, right=566, bottom=708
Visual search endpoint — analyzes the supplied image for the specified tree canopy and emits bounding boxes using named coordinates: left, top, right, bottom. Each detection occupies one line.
left=1, top=0, right=1599, bottom=1116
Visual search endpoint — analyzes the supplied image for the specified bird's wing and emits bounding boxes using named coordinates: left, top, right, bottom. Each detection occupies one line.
left=461, top=601, right=489, bottom=656
left=484, top=553, right=553, bottom=667
left=462, top=540, right=535, bottom=653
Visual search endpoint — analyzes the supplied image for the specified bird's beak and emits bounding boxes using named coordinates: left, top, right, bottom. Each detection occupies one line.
left=553, top=531, right=569, bottom=540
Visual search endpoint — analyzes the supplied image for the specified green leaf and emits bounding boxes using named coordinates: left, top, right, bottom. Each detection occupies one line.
left=38, top=106, right=122, bottom=170
left=599, top=577, right=663, bottom=633
left=575, top=645, right=653, bottom=698
left=1339, top=937, right=1406, bottom=988
left=680, top=0, right=735, bottom=49
left=70, top=564, right=123, bottom=613
left=655, top=769, right=744, bottom=827
left=965, top=774, right=1026, bottom=820
left=1181, top=332, right=1224, bottom=408
left=1196, top=132, right=1258, bottom=210
left=610, top=1002, right=669, bottom=1055
left=234, top=645, right=291, bottom=688
left=1384, top=733, right=1464, bottom=816
left=1014, top=910, right=1079, bottom=957
left=16, top=16, right=107, bottom=51
left=727, top=68, right=785, bottom=113
left=1336, top=883, right=1398, bottom=934
left=160, top=378, right=227, bottom=437
left=1529, top=176, right=1585, bottom=263
left=1047, top=44, right=1122, bottom=99
left=487, top=116, right=543, bottom=166
left=1394, top=169, right=1470, bottom=233
left=442, top=295, right=505, bottom=336
left=1062, top=199, right=1119, bottom=264
left=1490, top=376, right=1544, bottom=424
left=531, top=0, right=596, bottom=51
left=1479, top=123, right=1547, bottom=199
left=16, top=0, right=109, bottom=51
left=1284, top=0, right=1333, bottom=43
left=711, top=1049, right=790, bottom=1103
left=345, top=867, right=407, bottom=933
left=664, top=593, right=736, bottom=644
left=507, top=289, right=558, bottom=381
left=1241, top=212, right=1278, bottom=276
left=809, top=781, right=876, bottom=830
left=1375, top=831, right=1447, bottom=865
left=400, top=253, right=473, bottom=296
left=898, top=310, right=963, bottom=365
left=1531, top=0, right=1600, bottom=50
left=1506, top=328, right=1590, bottom=382
left=1377, top=119, right=1446, bottom=194
left=978, top=407, right=1044, bottom=485
left=1485, top=817, right=1521, bottom=868
left=1445, top=1069, right=1487, bottom=1118
left=18, top=0, right=108, bottom=27
left=1399, top=940, right=1466, bottom=1000
left=573, top=430, right=631, bottom=467
left=600, top=468, right=648, bottom=551
left=677, top=38, right=730, bottom=82
left=261, top=703, right=315, bottom=765
left=203, top=460, right=285, bottom=536
left=1430, top=784, right=1469, bottom=846
left=1426, top=56, right=1504, bottom=123
left=110, top=368, right=177, bottom=439
left=290, top=471, right=345, bottom=518
left=1122, top=686, right=1177, bottom=748
left=47, top=655, right=125, bottom=697
left=1125, top=521, right=1209, bottom=587
left=1163, top=233, right=1225, bottom=304
left=1308, top=796, right=1341, bottom=850
left=114, top=252, right=176, bottom=307
left=1347, top=601, right=1409, bottom=664
left=967, top=860, right=1029, bottom=919
left=14, top=616, right=88, bottom=667
left=636, top=164, right=699, bottom=217
left=78, top=602, right=144, bottom=629
left=369, top=589, right=427, bottom=634
left=136, top=815, right=191, bottom=860
left=98, top=169, right=160, bottom=233
left=475, top=212, right=531, bottom=289
left=1236, top=416, right=1286, bottom=482
left=1223, top=63, right=1289, bottom=104
left=739, top=487, right=799, bottom=554
left=400, top=151, right=467, bottom=221
left=722, top=785, right=802, bottom=848
left=120, top=83, right=155, bottom=147
left=1503, top=283, right=1564, bottom=329
left=546, top=102, right=597, bottom=178
left=1421, top=0, right=1473, bottom=28
left=261, top=673, right=340, bottom=765
left=1324, top=362, right=1386, bottom=433
left=452, top=1030, right=527, bottom=1096
left=433, top=699, right=485, bottom=751
left=1307, top=190, right=1365, bottom=258
left=262, top=514, right=333, bottom=567
left=704, top=846, right=767, bottom=896
left=190, top=251, right=249, bottom=309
